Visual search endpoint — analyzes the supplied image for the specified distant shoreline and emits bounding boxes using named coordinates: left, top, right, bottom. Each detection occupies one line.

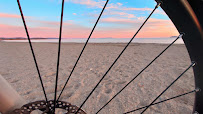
left=0, top=38, right=58, bottom=40
left=0, top=36, right=178, bottom=40
left=1, top=37, right=184, bottom=44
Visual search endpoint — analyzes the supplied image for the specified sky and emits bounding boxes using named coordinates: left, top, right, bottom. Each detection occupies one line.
left=0, top=0, right=179, bottom=38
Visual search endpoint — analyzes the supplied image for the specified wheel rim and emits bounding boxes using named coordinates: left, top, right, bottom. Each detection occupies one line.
left=158, top=0, right=203, bottom=113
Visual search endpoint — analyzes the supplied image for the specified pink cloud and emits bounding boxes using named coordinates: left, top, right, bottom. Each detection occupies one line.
left=0, top=17, right=178, bottom=38
left=117, top=3, right=122, bottom=6
left=65, top=0, right=105, bottom=8
left=0, top=13, right=21, bottom=18
left=101, top=17, right=173, bottom=26
left=0, top=12, right=178, bottom=38
left=122, top=7, right=153, bottom=11
left=105, top=2, right=152, bottom=11
left=94, top=18, right=179, bottom=38
left=0, top=13, right=33, bottom=19
left=104, top=11, right=136, bottom=18
left=0, top=24, right=178, bottom=39
left=65, top=0, right=124, bottom=10
left=101, top=17, right=143, bottom=24
left=0, top=24, right=26, bottom=38
left=24, top=19, right=73, bottom=29
left=106, top=3, right=121, bottom=9
left=107, top=5, right=165, bottom=15
left=0, top=22, right=91, bottom=38
left=65, top=0, right=165, bottom=16
left=133, top=18, right=178, bottom=38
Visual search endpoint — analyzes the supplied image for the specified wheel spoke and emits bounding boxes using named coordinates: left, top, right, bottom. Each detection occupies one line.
left=140, top=61, right=196, bottom=114
left=95, top=33, right=183, bottom=113
left=57, top=0, right=110, bottom=101
left=76, top=2, right=162, bottom=114
left=53, top=0, right=65, bottom=112
left=124, top=88, right=199, bottom=114
left=17, top=0, right=48, bottom=102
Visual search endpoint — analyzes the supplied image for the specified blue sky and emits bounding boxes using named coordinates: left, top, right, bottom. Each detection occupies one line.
left=0, top=0, right=178, bottom=38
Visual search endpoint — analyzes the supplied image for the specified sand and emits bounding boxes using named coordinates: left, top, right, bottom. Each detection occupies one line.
left=0, top=42, right=195, bottom=114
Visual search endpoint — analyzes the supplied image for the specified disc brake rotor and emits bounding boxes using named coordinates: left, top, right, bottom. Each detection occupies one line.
left=11, top=100, right=86, bottom=114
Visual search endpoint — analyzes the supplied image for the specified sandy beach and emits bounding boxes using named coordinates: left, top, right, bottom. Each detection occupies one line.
left=0, top=42, right=195, bottom=114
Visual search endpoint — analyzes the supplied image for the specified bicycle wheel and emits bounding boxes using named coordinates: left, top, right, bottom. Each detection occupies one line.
left=0, top=0, right=202, bottom=113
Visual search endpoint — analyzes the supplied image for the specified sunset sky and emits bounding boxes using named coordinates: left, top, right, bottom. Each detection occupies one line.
left=0, top=0, right=179, bottom=38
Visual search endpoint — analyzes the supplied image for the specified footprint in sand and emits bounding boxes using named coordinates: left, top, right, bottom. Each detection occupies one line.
left=104, top=82, right=114, bottom=94
left=116, top=80, right=126, bottom=85
left=105, top=88, right=112, bottom=94
left=74, top=82, right=81, bottom=89
left=24, top=90, right=32, bottom=95
left=66, top=92, right=74, bottom=98
left=10, top=79, right=19, bottom=83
